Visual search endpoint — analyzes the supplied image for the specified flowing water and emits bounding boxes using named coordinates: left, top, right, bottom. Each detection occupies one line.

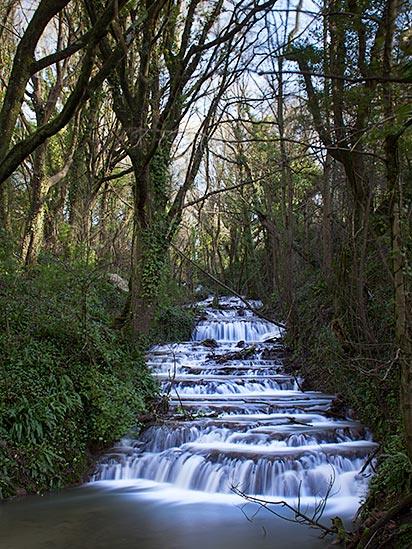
left=0, top=296, right=376, bottom=549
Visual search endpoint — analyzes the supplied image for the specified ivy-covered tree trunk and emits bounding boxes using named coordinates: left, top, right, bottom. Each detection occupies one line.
left=43, top=181, right=68, bottom=253
left=128, top=145, right=171, bottom=334
left=277, top=57, right=295, bottom=322
left=382, top=0, right=412, bottom=461
left=321, top=155, right=333, bottom=282
left=390, top=151, right=412, bottom=461
left=22, top=131, right=75, bottom=266
left=385, top=127, right=412, bottom=462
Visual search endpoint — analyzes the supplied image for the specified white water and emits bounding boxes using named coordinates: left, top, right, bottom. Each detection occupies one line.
left=92, top=296, right=376, bottom=511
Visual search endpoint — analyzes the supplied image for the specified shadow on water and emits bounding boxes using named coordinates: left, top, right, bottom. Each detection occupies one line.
left=0, top=484, right=330, bottom=549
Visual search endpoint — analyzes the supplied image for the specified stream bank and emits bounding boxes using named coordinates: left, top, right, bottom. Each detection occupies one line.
left=0, top=294, right=382, bottom=548
left=284, top=278, right=412, bottom=548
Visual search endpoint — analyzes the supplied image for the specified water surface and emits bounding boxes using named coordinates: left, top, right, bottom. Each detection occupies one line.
left=0, top=296, right=373, bottom=548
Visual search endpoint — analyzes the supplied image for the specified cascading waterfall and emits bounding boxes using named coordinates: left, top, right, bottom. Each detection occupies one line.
left=92, top=296, right=376, bottom=507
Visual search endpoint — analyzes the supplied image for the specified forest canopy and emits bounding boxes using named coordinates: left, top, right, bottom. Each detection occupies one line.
left=0, top=0, right=411, bottom=544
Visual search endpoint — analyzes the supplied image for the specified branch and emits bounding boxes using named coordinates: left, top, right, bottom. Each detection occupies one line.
left=183, top=180, right=253, bottom=209
left=258, top=69, right=412, bottom=85
left=46, top=117, right=80, bottom=189
left=256, top=209, right=320, bottom=269
left=170, top=242, right=286, bottom=329
left=29, top=32, right=92, bottom=75
left=100, top=166, right=134, bottom=183
left=186, top=0, right=277, bottom=59
left=231, top=485, right=341, bottom=538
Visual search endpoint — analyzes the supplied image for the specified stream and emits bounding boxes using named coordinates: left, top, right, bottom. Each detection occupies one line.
left=0, top=296, right=376, bottom=549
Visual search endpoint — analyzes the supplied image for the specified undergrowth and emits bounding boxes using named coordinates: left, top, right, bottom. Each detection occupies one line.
left=150, top=267, right=196, bottom=342
left=283, top=269, right=412, bottom=547
left=0, top=257, right=160, bottom=499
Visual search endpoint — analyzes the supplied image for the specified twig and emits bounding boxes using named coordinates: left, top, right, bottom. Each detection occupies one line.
left=171, top=243, right=286, bottom=329
left=358, top=446, right=380, bottom=476
left=231, top=482, right=342, bottom=538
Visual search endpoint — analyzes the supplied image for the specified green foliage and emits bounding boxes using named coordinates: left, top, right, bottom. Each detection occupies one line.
left=151, top=263, right=196, bottom=342
left=0, top=260, right=158, bottom=499
left=286, top=43, right=323, bottom=65
left=396, top=523, right=412, bottom=549
left=285, top=266, right=412, bottom=531
left=0, top=230, right=18, bottom=274
left=139, top=145, right=173, bottom=300
left=153, top=304, right=195, bottom=342
left=140, top=225, right=168, bottom=299
left=367, top=435, right=412, bottom=506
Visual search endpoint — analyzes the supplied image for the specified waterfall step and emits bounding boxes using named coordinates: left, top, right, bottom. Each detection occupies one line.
left=179, top=440, right=378, bottom=459
left=134, top=425, right=370, bottom=453
left=168, top=400, right=333, bottom=412
left=154, top=374, right=293, bottom=382
left=92, top=296, right=376, bottom=505
left=180, top=364, right=283, bottom=372
left=170, top=391, right=333, bottom=401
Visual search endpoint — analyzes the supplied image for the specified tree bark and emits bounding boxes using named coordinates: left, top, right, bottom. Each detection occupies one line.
left=21, top=144, right=48, bottom=265
left=0, top=180, right=11, bottom=234
left=277, top=57, right=295, bottom=320
left=321, top=155, right=333, bottom=282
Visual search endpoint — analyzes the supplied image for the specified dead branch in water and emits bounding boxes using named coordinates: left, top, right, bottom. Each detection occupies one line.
left=231, top=469, right=348, bottom=543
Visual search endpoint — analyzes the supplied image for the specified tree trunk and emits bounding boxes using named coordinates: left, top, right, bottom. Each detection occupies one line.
left=127, top=146, right=171, bottom=334
left=277, top=57, right=295, bottom=321
left=0, top=179, right=11, bottom=234
left=43, top=181, right=68, bottom=253
left=21, top=145, right=48, bottom=266
left=391, top=161, right=412, bottom=460
left=321, top=154, right=333, bottom=281
left=385, top=131, right=412, bottom=460
left=382, top=0, right=412, bottom=460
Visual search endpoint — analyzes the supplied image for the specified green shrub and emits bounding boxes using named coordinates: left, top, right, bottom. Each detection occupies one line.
left=0, top=260, right=158, bottom=498
left=367, top=435, right=412, bottom=507
left=153, top=304, right=195, bottom=342
left=149, top=264, right=196, bottom=342
left=283, top=267, right=412, bottom=525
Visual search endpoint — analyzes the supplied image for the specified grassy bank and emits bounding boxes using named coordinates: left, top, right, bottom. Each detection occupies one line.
left=0, top=258, right=194, bottom=499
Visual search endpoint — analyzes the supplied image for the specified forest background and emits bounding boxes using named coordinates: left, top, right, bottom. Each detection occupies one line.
left=0, top=0, right=411, bottom=546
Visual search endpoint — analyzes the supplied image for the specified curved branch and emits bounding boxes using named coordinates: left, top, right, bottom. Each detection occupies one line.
left=0, top=0, right=132, bottom=185
left=29, top=32, right=92, bottom=75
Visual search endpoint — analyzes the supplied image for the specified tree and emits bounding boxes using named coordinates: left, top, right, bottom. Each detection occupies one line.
left=87, top=0, right=279, bottom=333
left=0, top=0, right=131, bottom=186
